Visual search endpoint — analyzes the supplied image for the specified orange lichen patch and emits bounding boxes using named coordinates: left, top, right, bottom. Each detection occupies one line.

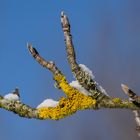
left=38, top=74, right=96, bottom=120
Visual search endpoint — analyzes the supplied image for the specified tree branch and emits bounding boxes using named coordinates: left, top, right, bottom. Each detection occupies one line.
left=0, top=84, right=139, bottom=121
left=61, top=12, right=108, bottom=101
left=0, top=12, right=139, bottom=139
left=27, top=43, right=61, bottom=75
left=0, top=94, right=38, bottom=119
left=121, top=84, right=140, bottom=137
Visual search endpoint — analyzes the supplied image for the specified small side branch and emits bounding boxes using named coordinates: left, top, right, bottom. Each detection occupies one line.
left=0, top=96, right=38, bottom=119
left=121, top=84, right=140, bottom=104
left=121, top=84, right=140, bottom=137
left=27, top=43, right=61, bottom=75
left=27, top=43, right=63, bottom=89
left=61, top=12, right=108, bottom=100
left=133, top=110, right=140, bottom=137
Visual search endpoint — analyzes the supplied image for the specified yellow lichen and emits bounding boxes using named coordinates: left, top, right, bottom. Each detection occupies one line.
left=38, top=74, right=96, bottom=120
left=112, top=98, right=122, bottom=103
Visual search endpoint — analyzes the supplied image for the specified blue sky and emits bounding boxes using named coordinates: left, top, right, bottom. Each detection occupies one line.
left=0, top=1, right=140, bottom=140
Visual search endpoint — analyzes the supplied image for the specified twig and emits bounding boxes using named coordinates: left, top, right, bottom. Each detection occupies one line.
left=133, top=110, right=140, bottom=137
left=0, top=96, right=38, bottom=119
left=121, top=84, right=140, bottom=137
left=27, top=43, right=61, bottom=75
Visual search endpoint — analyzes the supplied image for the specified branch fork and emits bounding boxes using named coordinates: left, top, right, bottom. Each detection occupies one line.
left=0, top=12, right=140, bottom=137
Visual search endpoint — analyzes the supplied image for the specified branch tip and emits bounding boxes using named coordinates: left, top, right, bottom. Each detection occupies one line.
left=27, top=43, right=39, bottom=57
left=121, top=84, right=137, bottom=99
left=61, top=11, right=64, bottom=17
left=121, top=84, right=129, bottom=95
left=61, top=12, right=70, bottom=28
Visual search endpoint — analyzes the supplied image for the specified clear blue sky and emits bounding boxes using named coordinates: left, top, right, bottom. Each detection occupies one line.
left=0, top=1, right=140, bottom=140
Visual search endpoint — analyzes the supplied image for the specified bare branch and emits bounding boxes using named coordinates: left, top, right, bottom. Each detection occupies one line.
left=133, top=110, right=140, bottom=137
left=27, top=43, right=61, bottom=75
left=121, top=84, right=140, bottom=137
left=121, top=84, right=140, bottom=104
left=61, top=12, right=108, bottom=100
left=0, top=96, right=38, bottom=119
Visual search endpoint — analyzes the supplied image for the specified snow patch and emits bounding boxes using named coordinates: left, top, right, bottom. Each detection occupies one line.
left=37, top=99, right=59, bottom=108
left=98, top=85, right=108, bottom=96
left=79, top=64, right=95, bottom=79
left=70, top=80, right=91, bottom=96
left=4, top=93, right=19, bottom=101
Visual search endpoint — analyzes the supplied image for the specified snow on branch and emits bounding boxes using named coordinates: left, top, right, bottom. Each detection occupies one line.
left=37, top=99, right=59, bottom=108
left=0, top=11, right=140, bottom=137
left=61, top=12, right=109, bottom=100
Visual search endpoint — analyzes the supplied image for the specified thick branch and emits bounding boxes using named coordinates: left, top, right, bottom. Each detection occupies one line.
left=0, top=72, right=139, bottom=120
left=0, top=93, right=139, bottom=120
left=99, top=98, right=139, bottom=110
